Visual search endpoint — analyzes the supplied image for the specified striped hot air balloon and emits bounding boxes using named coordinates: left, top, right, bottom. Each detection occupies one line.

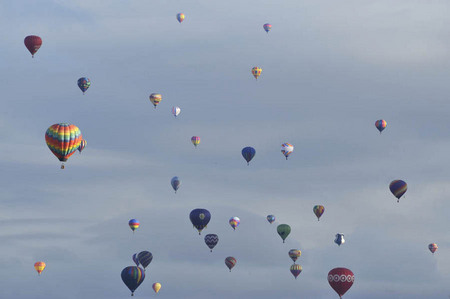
left=375, top=119, right=387, bottom=134
left=313, top=205, right=325, bottom=221
left=149, top=93, right=162, bottom=108
left=204, top=234, right=219, bottom=252
left=281, top=143, right=294, bottom=160
left=34, top=262, right=46, bottom=275
left=389, top=180, right=407, bottom=202
left=229, top=217, right=240, bottom=230
left=172, top=106, right=181, bottom=117
left=225, top=257, right=236, bottom=272
left=191, top=136, right=200, bottom=148
left=288, top=249, right=301, bottom=263
left=177, top=13, right=185, bottom=23
left=251, top=67, right=262, bottom=80
left=428, top=243, right=438, bottom=254
left=78, top=139, right=87, bottom=154
left=129, top=219, right=139, bottom=232
left=263, top=23, right=272, bottom=33
left=290, top=264, right=302, bottom=279
left=45, top=123, right=82, bottom=169
left=121, top=266, right=145, bottom=296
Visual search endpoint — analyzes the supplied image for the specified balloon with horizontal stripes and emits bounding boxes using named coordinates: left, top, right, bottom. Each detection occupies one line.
left=137, top=251, right=153, bottom=270
left=204, top=234, right=219, bottom=252
left=45, top=123, right=82, bottom=169
left=225, top=257, right=236, bottom=272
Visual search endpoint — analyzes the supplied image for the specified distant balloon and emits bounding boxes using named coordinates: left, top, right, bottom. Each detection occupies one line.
left=328, top=268, right=354, bottom=298
left=191, top=136, right=200, bottom=148
left=375, top=119, right=387, bottom=134
left=281, top=143, right=294, bottom=160
left=229, top=217, right=240, bottom=230
left=45, top=123, right=82, bottom=169
left=78, top=139, right=87, bottom=154
left=277, top=224, right=291, bottom=243
left=152, top=283, right=161, bottom=294
left=34, top=261, right=46, bottom=275
left=267, top=215, right=275, bottom=224
left=334, top=233, right=345, bottom=246
left=172, top=106, right=181, bottom=117
left=177, top=13, right=185, bottom=23
left=129, top=219, right=139, bottom=232
left=171, top=176, right=180, bottom=193
left=263, top=23, right=272, bottom=33
left=24, top=35, right=42, bottom=58
left=288, top=249, right=301, bottom=263
left=132, top=253, right=140, bottom=266
left=77, top=77, right=91, bottom=94
left=225, top=256, right=236, bottom=272
left=242, top=147, right=256, bottom=165
left=290, top=264, right=302, bottom=279
left=149, top=93, right=162, bottom=108
left=189, top=208, right=211, bottom=235
left=204, top=234, right=219, bottom=252
left=428, top=243, right=438, bottom=254
left=251, top=67, right=262, bottom=80
left=121, top=266, right=145, bottom=296
left=313, top=205, right=325, bottom=221
left=137, top=251, right=153, bottom=270
left=389, top=180, right=407, bottom=202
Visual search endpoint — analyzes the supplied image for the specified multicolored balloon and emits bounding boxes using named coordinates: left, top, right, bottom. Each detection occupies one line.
left=45, top=123, right=82, bottom=169
left=428, top=243, right=438, bottom=254
left=78, top=139, right=87, bottom=154
left=77, top=77, right=91, bottom=94
left=263, top=23, right=272, bottom=33
left=251, top=67, right=262, bottom=80
left=313, top=205, right=325, bottom=221
left=290, top=264, right=302, bottom=279
left=277, top=224, right=291, bottom=243
left=177, top=13, right=185, bottom=23
left=121, top=266, right=145, bottom=296
left=171, top=176, right=180, bottom=193
left=152, top=283, right=161, bottom=294
left=172, top=106, right=181, bottom=117
left=189, top=208, right=211, bottom=235
left=129, top=219, right=139, bottom=232
left=334, top=233, right=345, bottom=246
left=281, top=143, right=294, bottom=160
left=389, top=180, right=407, bottom=202
left=288, top=249, right=301, bottom=263
left=34, top=261, right=46, bottom=275
left=149, top=93, right=162, bottom=108
left=204, top=234, right=219, bottom=252
left=328, top=268, right=354, bottom=298
left=132, top=253, right=140, bottom=266
left=242, top=146, right=256, bottom=165
left=229, top=217, right=240, bottom=230
left=137, top=251, right=153, bottom=270
left=375, top=119, right=387, bottom=134
left=267, top=215, right=275, bottom=224
left=191, top=136, right=200, bottom=148
left=225, top=256, right=236, bottom=272
left=24, top=35, right=42, bottom=58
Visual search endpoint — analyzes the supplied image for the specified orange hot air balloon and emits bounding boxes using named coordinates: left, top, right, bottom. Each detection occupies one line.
left=152, top=282, right=161, bottom=294
left=34, top=262, right=46, bottom=275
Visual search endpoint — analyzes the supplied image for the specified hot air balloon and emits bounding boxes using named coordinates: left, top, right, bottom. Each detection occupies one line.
left=288, top=249, right=301, bottom=263
left=242, top=147, right=256, bottom=165
left=172, top=106, right=181, bottom=117
left=152, top=283, right=161, bottom=294
left=267, top=215, right=275, bottom=224
left=137, top=251, right=153, bottom=270
left=251, top=67, right=262, bottom=80
left=77, top=77, right=91, bottom=94
left=281, top=143, right=294, bottom=160
left=177, top=13, right=185, bottom=23
left=277, top=224, right=291, bottom=243
left=334, top=234, right=345, bottom=246
left=34, top=262, right=46, bottom=275
left=225, top=257, right=236, bottom=272
left=375, top=119, right=387, bottom=134
left=313, top=205, right=325, bottom=221
left=191, top=136, right=200, bottom=148
left=78, top=139, right=87, bottom=154
left=229, top=217, right=240, bottom=230
left=121, top=266, right=145, bottom=296
left=290, top=264, right=302, bottom=279
left=24, top=35, right=42, bottom=58
left=45, top=123, right=82, bottom=169
left=149, top=93, right=162, bottom=108
left=263, top=23, right=272, bottom=33
left=132, top=253, right=140, bottom=266
left=204, top=234, right=219, bottom=252
left=129, top=219, right=139, bottom=233
left=171, top=176, right=180, bottom=193
left=389, top=180, right=407, bottom=202
left=328, top=268, right=354, bottom=298
left=428, top=243, right=438, bottom=254
left=189, top=209, right=211, bottom=235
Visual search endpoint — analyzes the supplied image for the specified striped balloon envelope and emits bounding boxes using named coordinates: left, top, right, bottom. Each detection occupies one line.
left=375, top=119, right=387, bottom=134
left=428, top=243, right=438, bottom=254
left=288, top=249, right=301, bottom=263
left=281, top=143, right=294, bottom=160
left=176, top=13, right=185, bottom=23
left=172, top=106, right=181, bottom=117
left=45, top=123, right=82, bottom=169
left=191, top=136, right=200, bottom=148
left=263, top=23, right=272, bottom=33
left=129, top=219, right=139, bottom=232
left=34, top=261, right=46, bottom=275
left=121, top=266, right=145, bottom=296
left=290, top=264, right=302, bottom=279
left=389, top=180, right=407, bottom=202
left=225, top=257, right=236, bottom=272
left=137, top=251, right=153, bottom=270
left=229, top=217, right=240, bottom=230
left=313, top=205, right=325, bottom=221
left=149, top=93, right=162, bottom=108
left=204, top=234, right=219, bottom=252
left=78, top=139, right=87, bottom=154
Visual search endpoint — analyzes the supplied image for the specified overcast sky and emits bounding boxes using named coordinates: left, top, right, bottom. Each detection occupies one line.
left=0, top=0, right=449, bottom=298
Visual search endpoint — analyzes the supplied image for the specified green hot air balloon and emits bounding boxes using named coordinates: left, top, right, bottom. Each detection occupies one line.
left=277, top=224, right=291, bottom=243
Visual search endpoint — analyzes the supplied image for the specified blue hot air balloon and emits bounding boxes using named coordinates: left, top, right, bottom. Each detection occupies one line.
left=77, top=77, right=90, bottom=94
left=334, top=233, right=345, bottom=246
left=132, top=253, right=140, bottom=266
left=121, top=266, right=145, bottom=296
left=189, top=208, right=211, bottom=235
left=267, top=215, right=275, bottom=224
left=241, top=147, right=256, bottom=165
left=171, top=176, right=180, bottom=193
left=204, top=234, right=219, bottom=252
left=137, top=251, right=153, bottom=270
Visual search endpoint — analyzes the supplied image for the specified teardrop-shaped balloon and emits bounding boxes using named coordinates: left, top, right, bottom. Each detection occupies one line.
left=149, top=93, right=162, bottom=108
left=266, top=215, right=275, bottom=224
left=172, top=106, right=181, bottom=117
left=24, top=35, right=42, bottom=58
left=152, top=282, right=161, bottom=294
left=34, top=261, right=46, bottom=275
left=389, top=180, right=407, bottom=202
left=290, top=264, right=302, bottom=279
left=176, top=13, right=185, bottom=23
left=428, top=243, right=438, bottom=254
left=137, top=251, right=153, bottom=270
left=328, top=268, right=354, bottom=298
left=241, top=147, right=256, bottom=165
left=129, top=219, right=139, bottom=232
left=77, top=77, right=90, bottom=94
left=204, top=234, right=219, bottom=252
left=375, top=119, right=387, bottom=134
left=132, top=253, right=140, bottom=266
left=229, top=217, right=240, bottom=230
left=189, top=209, right=211, bottom=235
left=288, top=249, right=301, bottom=263
left=191, top=136, right=200, bottom=148
left=281, top=143, right=294, bottom=160
left=277, top=224, right=291, bottom=243
left=225, top=256, right=236, bottom=272
left=45, top=123, right=82, bottom=168
left=263, top=23, right=272, bottom=33
left=121, top=266, right=145, bottom=296
left=78, top=139, right=87, bottom=154
left=313, top=205, right=325, bottom=221
left=171, top=176, right=180, bottom=193
left=251, top=67, right=262, bottom=80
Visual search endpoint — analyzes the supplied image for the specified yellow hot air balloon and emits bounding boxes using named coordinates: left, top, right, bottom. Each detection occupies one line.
left=251, top=67, right=262, bottom=80
left=149, top=93, right=162, bottom=108
left=34, top=261, right=46, bottom=275
left=152, top=282, right=161, bottom=294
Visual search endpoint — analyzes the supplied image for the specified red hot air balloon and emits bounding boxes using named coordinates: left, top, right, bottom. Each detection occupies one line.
left=24, top=35, right=42, bottom=58
left=328, top=268, right=354, bottom=298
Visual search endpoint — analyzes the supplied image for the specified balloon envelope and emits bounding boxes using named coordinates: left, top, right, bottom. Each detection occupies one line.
left=375, top=119, right=387, bottom=133
left=281, top=143, right=294, bottom=159
left=149, top=93, right=162, bottom=108
left=172, top=106, right=181, bottom=117
left=34, top=262, right=46, bottom=275
left=191, top=136, right=200, bottom=147
left=45, top=123, right=82, bottom=163
left=313, top=205, right=325, bottom=221
left=189, top=209, right=211, bottom=234
left=137, top=251, right=153, bottom=269
left=78, top=139, right=87, bottom=153
left=428, top=243, right=438, bottom=254
left=132, top=253, right=140, bottom=266
left=77, top=77, right=90, bottom=94
left=288, top=249, right=301, bottom=263
left=153, top=283, right=161, bottom=294
left=121, top=266, right=145, bottom=296
left=204, top=234, right=219, bottom=252
left=241, top=147, right=256, bottom=165
left=267, top=215, right=275, bottom=224
left=129, top=219, right=139, bottom=232
left=263, top=23, right=272, bottom=33
left=389, top=180, right=407, bottom=202
left=328, top=268, right=354, bottom=298
left=177, top=13, right=185, bottom=23
left=24, top=35, right=42, bottom=57
left=277, top=224, right=291, bottom=243
left=290, top=264, right=302, bottom=279
left=251, top=67, right=262, bottom=80
left=171, top=176, right=181, bottom=193
left=334, top=234, right=345, bottom=246
left=225, top=257, right=236, bottom=272
left=229, top=217, right=240, bottom=230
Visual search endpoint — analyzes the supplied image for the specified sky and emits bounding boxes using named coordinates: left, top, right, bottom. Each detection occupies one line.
left=0, top=0, right=449, bottom=298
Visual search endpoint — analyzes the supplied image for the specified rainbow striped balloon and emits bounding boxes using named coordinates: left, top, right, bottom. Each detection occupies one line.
left=191, top=136, right=201, bottom=147
left=288, top=249, right=301, bottom=263
left=229, top=217, right=240, bottom=230
left=263, top=23, right=272, bottom=33
left=389, top=180, right=407, bottom=202
left=149, top=93, right=162, bottom=108
left=45, top=123, right=82, bottom=167
left=177, top=13, right=185, bottom=23
left=375, top=119, right=387, bottom=134
left=290, top=264, right=302, bottom=279
left=129, top=219, right=140, bottom=232
left=313, top=205, right=325, bottom=221
left=225, top=257, right=236, bottom=272
left=428, top=243, right=438, bottom=254
left=281, top=143, right=294, bottom=160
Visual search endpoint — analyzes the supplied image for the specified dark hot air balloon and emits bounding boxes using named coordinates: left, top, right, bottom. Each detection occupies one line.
left=189, top=209, right=211, bottom=235
left=121, top=266, right=145, bottom=296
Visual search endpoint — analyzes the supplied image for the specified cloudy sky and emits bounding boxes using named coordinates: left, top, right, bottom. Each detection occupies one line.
left=0, top=0, right=449, bottom=298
